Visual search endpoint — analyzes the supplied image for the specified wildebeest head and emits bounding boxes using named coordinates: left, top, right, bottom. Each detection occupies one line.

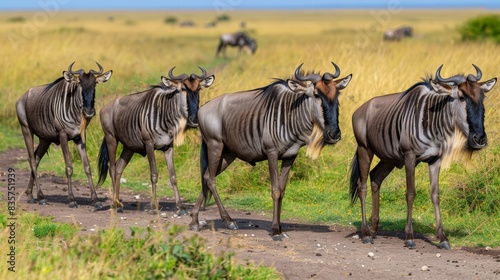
left=295, top=62, right=352, bottom=145
left=432, top=64, right=496, bottom=150
left=168, top=66, right=215, bottom=128
left=63, top=61, right=112, bottom=119
left=248, top=38, right=257, bottom=54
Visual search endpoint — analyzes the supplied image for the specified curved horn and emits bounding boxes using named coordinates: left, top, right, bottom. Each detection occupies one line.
left=68, top=61, right=85, bottom=75
left=323, top=61, right=341, bottom=81
left=294, top=63, right=321, bottom=83
left=467, top=64, right=482, bottom=82
left=89, top=61, right=104, bottom=75
left=168, top=67, right=188, bottom=81
left=193, top=66, right=207, bottom=79
left=435, top=64, right=466, bottom=85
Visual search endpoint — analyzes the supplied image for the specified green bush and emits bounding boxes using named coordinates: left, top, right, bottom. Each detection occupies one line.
left=164, top=16, right=178, bottom=25
left=216, top=14, right=231, bottom=22
left=459, top=15, right=500, bottom=43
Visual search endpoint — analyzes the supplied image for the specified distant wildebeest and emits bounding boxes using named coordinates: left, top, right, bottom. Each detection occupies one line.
left=384, top=26, right=413, bottom=41
left=16, top=62, right=113, bottom=208
left=189, top=62, right=352, bottom=240
left=97, top=67, right=214, bottom=214
left=350, top=64, right=496, bottom=249
left=216, top=31, right=257, bottom=57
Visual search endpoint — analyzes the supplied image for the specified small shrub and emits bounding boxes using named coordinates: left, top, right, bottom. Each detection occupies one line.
left=216, top=14, right=231, bottom=22
left=8, top=16, right=25, bottom=23
left=33, top=223, right=57, bottom=238
left=164, top=16, right=178, bottom=25
left=458, top=15, right=500, bottom=43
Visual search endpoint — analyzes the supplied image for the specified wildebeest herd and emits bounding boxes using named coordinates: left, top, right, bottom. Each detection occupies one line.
left=16, top=33, right=496, bottom=249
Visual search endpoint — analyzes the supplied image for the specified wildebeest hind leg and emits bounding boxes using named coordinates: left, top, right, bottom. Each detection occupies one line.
left=369, top=161, right=395, bottom=235
left=28, top=139, right=51, bottom=203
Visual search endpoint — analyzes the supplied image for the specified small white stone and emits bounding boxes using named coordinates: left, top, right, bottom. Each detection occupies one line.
left=352, top=234, right=359, bottom=239
left=436, top=253, right=441, bottom=258
left=133, top=195, right=141, bottom=200
left=421, top=265, right=429, bottom=271
left=160, top=213, right=168, bottom=218
left=90, top=228, right=96, bottom=232
left=485, top=246, right=492, bottom=251
left=120, top=178, right=127, bottom=184
left=317, top=243, right=321, bottom=247
left=368, top=252, right=375, bottom=258
left=199, top=220, right=207, bottom=226
left=120, top=217, right=127, bottom=220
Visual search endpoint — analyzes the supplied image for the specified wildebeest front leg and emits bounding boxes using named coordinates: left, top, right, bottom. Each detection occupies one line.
left=164, top=147, right=187, bottom=215
left=429, top=160, right=450, bottom=250
left=74, top=138, right=101, bottom=209
left=59, top=133, right=77, bottom=208
left=268, top=153, right=284, bottom=240
left=145, top=142, right=160, bottom=214
left=404, top=155, right=417, bottom=248
left=270, top=156, right=296, bottom=241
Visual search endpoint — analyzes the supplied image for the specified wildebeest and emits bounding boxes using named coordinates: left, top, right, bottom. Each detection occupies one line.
left=97, top=67, right=214, bottom=214
left=216, top=31, right=257, bottom=57
left=350, top=65, right=496, bottom=249
left=384, top=26, right=413, bottom=41
left=189, top=62, right=352, bottom=240
left=16, top=62, right=113, bottom=208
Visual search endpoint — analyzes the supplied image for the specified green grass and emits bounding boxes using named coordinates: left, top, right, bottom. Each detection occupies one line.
left=0, top=208, right=280, bottom=279
left=1, top=9, right=500, bottom=251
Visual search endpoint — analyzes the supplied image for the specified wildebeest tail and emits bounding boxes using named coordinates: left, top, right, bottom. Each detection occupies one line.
left=97, top=138, right=109, bottom=187
left=349, top=152, right=360, bottom=205
left=200, top=140, right=212, bottom=207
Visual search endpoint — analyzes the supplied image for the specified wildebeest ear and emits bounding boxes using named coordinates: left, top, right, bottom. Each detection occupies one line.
left=335, top=74, right=352, bottom=90
left=431, top=80, right=461, bottom=99
left=161, top=76, right=182, bottom=90
left=480, top=78, right=497, bottom=93
left=96, top=70, right=113, bottom=84
left=287, top=79, right=314, bottom=97
left=201, top=75, right=215, bottom=88
left=63, top=71, right=79, bottom=83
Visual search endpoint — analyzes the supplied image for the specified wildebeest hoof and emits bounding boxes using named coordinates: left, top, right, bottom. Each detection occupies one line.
left=362, top=236, right=374, bottom=244
left=94, top=202, right=103, bottom=210
left=227, top=221, right=238, bottom=230
left=404, top=239, right=416, bottom=249
left=439, top=241, right=451, bottom=250
left=38, top=199, right=47, bottom=205
left=189, top=223, right=200, bottom=231
left=176, top=209, right=189, bottom=216
left=28, top=199, right=36, bottom=204
left=271, top=235, right=282, bottom=241
left=69, top=201, right=78, bottom=208
left=117, top=207, right=124, bottom=213
left=271, top=232, right=289, bottom=241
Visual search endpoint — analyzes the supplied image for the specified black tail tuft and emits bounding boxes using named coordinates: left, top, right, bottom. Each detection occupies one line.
left=349, top=152, right=360, bottom=205
left=97, top=138, right=109, bottom=187
left=200, top=140, right=212, bottom=207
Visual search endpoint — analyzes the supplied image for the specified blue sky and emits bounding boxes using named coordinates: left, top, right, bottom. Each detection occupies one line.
left=0, top=0, right=499, bottom=10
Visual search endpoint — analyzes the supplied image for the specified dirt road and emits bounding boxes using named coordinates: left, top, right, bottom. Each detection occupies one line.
left=1, top=148, right=499, bottom=279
